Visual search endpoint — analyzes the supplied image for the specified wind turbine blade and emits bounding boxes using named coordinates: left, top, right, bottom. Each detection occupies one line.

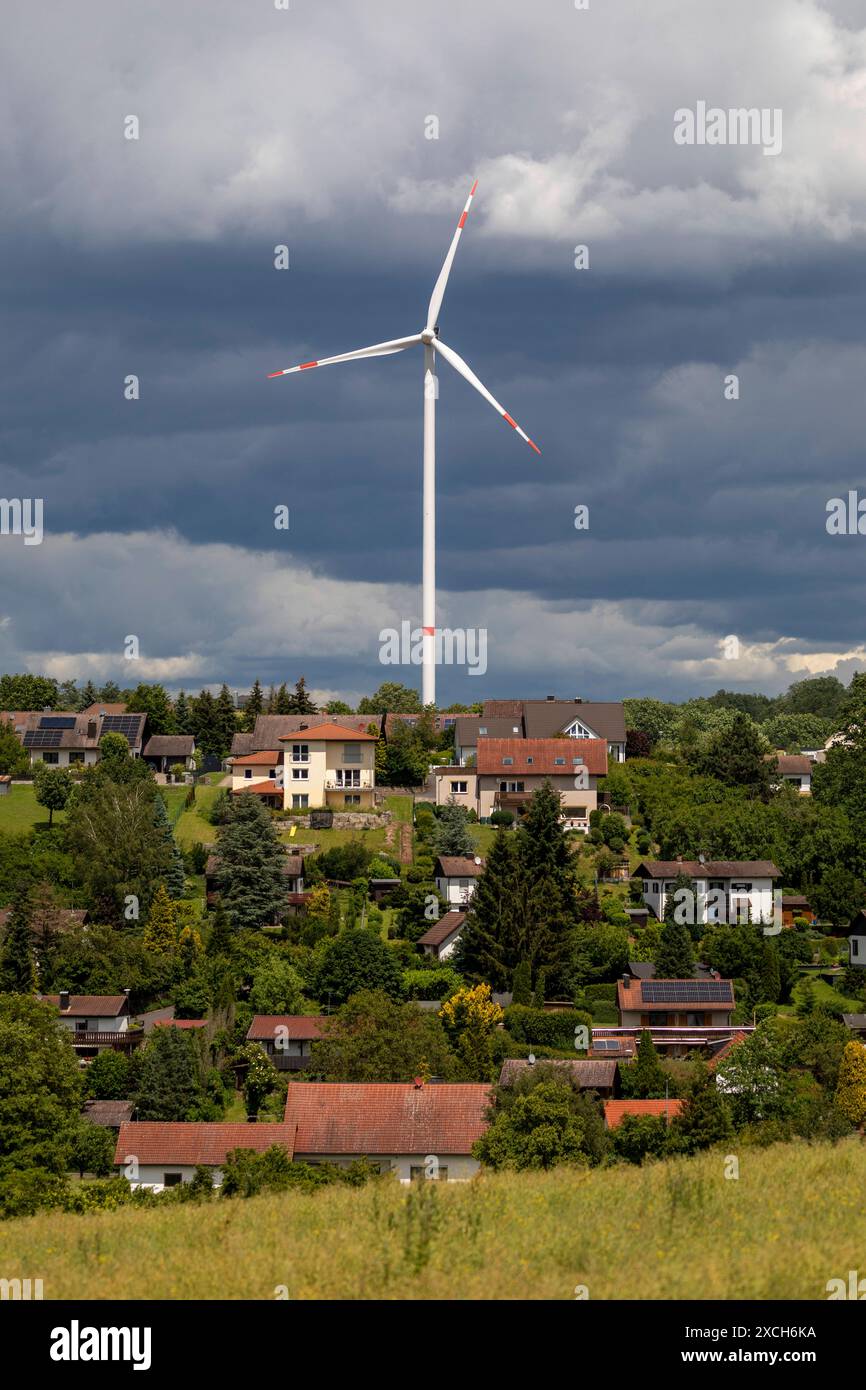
left=434, top=339, right=541, bottom=454
left=426, top=180, right=478, bottom=329
left=267, top=333, right=422, bottom=378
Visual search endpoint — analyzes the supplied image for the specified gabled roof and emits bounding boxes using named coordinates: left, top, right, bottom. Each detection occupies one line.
left=498, top=1059, right=617, bottom=1089
left=454, top=716, right=525, bottom=744
left=435, top=856, right=484, bottom=878
left=246, top=1015, right=329, bottom=1042
left=41, top=993, right=129, bottom=1017
left=617, top=978, right=735, bottom=1013
left=476, top=737, right=608, bottom=777
left=143, top=736, right=195, bottom=757
left=635, top=860, right=780, bottom=879
left=231, top=750, right=281, bottom=766
left=231, top=779, right=282, bottom=795
left=231, top=715, right=381, bottom=756
left=522, top=700, right=626, bottom=743
left=114, top=1122, right=293, bottom=1167
left=83, top=1100, right=135, bottom=1128
left=285, top=1082, right=491, bottom=1155
left=604, top=1100, right=683, bottom=1128
left=278, top=722, right=377, bottom=742
left=417, top=910, right=466, bottom=948
left=774, top=754, right=812, bottom=776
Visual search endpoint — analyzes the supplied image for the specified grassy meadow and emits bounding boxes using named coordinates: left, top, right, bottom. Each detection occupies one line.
left=1, top=1140, right=863, bottom=1301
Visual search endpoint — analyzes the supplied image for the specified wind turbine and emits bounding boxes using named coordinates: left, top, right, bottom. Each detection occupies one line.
left=267, top=180, right=540, bottom=708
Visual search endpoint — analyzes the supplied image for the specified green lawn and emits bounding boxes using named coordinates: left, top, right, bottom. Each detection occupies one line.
left=174, top=784, right=224, bottom=848
left=159, top=786, right=188, bottom=827
left=2, top=1139, right=864, bottom=1300
left=0, top=783, right=66, bottom=833
left=778, top=974, right=865, bottom=1016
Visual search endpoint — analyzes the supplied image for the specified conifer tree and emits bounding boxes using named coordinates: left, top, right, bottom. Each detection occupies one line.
left=835, top=1041, right=866, bottom=1125
left=432, top=798, right=476, bottom=857
left=0, top=887, right=35, bottom=992
left=670, top=1060, right=733, bottom=1152
left=455, top=829, right=520, bottom=990
left=624, top=1030, right=668, bottom=1099
left=287, top=675, right=317, bottom=715
left=215, top=684, right=238, bottom=756
left=274, top=683, right=292, bottom=714
left=153, top=795, right=186, bottom=898
left=215, top=796, right=287, bottom=931
left=173, top=690, right=192, bottom=735
left=244, top=678, right=264, bottom=732
left=206, top=905, right=234, bottom=957
left=143, top=882, right=178, bottom=954
left=656, top=871, right=697, bottom=978
left=760, top=939, right=781, bottom=1004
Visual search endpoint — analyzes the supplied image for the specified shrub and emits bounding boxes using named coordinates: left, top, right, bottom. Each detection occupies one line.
left=401, top=967, right=463, bottom=1001
left=504, top=1005, right=593, bottom=1049
left=490, top=810, right=514, bottom=827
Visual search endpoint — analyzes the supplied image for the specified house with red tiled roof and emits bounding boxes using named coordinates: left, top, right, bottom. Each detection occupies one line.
left=432, top=736, right=608, bottom=831
left=39, top=990, right=142, bottom=1063
left=284, top=1080, right=491, bottom=1181
left=246, top=1014, right=329, bottom=1071
left=113, top=1122, right=293, bottom=1190
left=604, top=1099, right=683, bottom=1129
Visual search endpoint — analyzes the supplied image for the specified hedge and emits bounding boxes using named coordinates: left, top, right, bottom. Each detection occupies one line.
left=503, top=1005, right=593, bottom=1048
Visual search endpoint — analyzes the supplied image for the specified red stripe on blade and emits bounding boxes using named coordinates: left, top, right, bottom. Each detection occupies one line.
left=458, top=212, right=467, bottom=229
left=528, top=439, right=541, bottom=455
left=299, top=361, right=318, bottom=370
left=503, top=413, right=518, bottom=429
left=422, top=626, right=436, bottom=636
left=267, top=371, right=285, bottom=378
left=470, top=180, right=478, bottom=196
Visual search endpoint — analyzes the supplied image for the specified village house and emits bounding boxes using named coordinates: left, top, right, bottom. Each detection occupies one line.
left=283, top=1080, right=491, bottom=1181
left=113, top=1122, right=294, bottom=1190
left=434, top=856, right=484, bottom=907
left=229, top=713, right=381, bottom=760
left=82, top=1100, right=135, bottom=1133
left=635, top=859, right=780, bottom=925
left=246, top=1014, right=329, bottom=1071
left=498, top=1058, right=621, bottom=1098
left=205, top=853, right=304, bottom=908
left=611, top=976, right=738, bottom=1058
left=482, top=696, right=627, bottom=763
left=603, top=1099, right=684, bottom=1129
left=142, top=734, right=196, bottom=776
left=40, top=991, right=141, bottom=1063
left=417, top=908, right=466, bottom=961
left=4, top=708, right=147, bottom=768
left=845, top=909, right=866, bottom=970
left=771, top=753, right=812, bottom=794
left=431, top=736, right=608, bottom=830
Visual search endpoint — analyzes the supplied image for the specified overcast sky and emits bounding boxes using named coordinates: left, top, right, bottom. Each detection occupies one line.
left=1, top=0, right=865, bottom=705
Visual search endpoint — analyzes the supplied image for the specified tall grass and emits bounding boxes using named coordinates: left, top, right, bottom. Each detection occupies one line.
left=0, top=1140, right=863, bottom=1300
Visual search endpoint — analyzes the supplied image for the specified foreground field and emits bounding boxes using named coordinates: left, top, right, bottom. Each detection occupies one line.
left=1, top=1140, right=863, bottom=1300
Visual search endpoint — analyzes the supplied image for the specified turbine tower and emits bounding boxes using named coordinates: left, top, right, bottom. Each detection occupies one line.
left=268, top=181, right=540, bottom=708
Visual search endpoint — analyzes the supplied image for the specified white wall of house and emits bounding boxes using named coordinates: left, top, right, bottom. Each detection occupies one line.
left=477, top=775, right=598, bottom=828
left=127, top=1164, right=216, bottom=1189
left=29, top=749, right=98, bottom=768
left=231, top=766, right=279, bottom=790
left=280, top=740, right=376, bottom=810
left=849, top=933, right=866, bottom=967
left=297, top=1153, right=480, bottom=1182
left=59, top=1015, right=128, bottom=1033
left=781, top=771, right=812, bottom=795
left=642, top=876, right=776, bottom=924
left=433, top=769, right=477, bottom=810
left=435, top=875, right=478, bottom=906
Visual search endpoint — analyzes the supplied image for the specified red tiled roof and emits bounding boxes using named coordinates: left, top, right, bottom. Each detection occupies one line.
left=41, top=994, right=129, bottom=1017
left=285, top=1083, right=491, bottom=1155
left=231, top=779, right=281, bottom=795
left=476, top=737, right=608, bottom=777
left=417, top=910, right=466, bottom=948
left=278, top=723, right=377, bottom=742
left=604, top=1100, right=683, bottom=1129
left=246, top=1015, right=329, bottom=1042
left=114, top=1122, right=293, bottom=1167
left=706, top=1032, right=748, bottom=1070
left=231, top=751, right=281, bottom=766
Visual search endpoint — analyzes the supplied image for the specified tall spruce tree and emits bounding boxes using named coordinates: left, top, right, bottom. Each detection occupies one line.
left=154, top=795, right=186, bottom=898
left=0, top=887, right=35, bottom=992
left=135, top=1027, right=204, bottom=1121
left=455, top=829, right=521, bottom=990
left=518, top=780, right=575, bottom=898
left=244, top=678, right=264, bottom=732
left=274, top=683, right=292, bottom=714
left=655, top=871, right=696, bottom=978
left=432, top=798, right=476, bottom=857
left=215, top=684, right=238, bottom=756
left=173, top=689, right=192, bottom=735
left=192, top=689, right=220, bottom=756
left=143, top=881, right=179, bottom=954
left=287, top=676, right=317, bottom=714
left=215, top=795, right=288, bottom=930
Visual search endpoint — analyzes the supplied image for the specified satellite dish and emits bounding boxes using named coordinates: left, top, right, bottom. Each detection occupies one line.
left=528, top=1052, right=536, bottom=1066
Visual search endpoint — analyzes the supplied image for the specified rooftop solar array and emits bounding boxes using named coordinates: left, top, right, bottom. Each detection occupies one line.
left=38, top=716, right=76, bottom=730
left=99, top=715, right=141, bottom=743
left=642, top=980, right=733, bottom=1004
left=24, top=729, right=62, bottom=748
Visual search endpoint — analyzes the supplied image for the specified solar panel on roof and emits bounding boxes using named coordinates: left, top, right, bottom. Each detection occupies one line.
left=39, top=716, right=76, bottom=730
left=643, top=980, right=733, bottom=1004
left=23, top=729, right=62, bottom=748
left=99, top=714, right=141, bottom=743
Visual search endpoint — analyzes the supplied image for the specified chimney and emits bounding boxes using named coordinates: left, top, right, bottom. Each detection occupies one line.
left=546, top=694, right=555, bottom=702
left=574, top=697, right=582, bottom=704
left=87, top=719, right=97, bottom=740
left=59, top=989, right=70, bottom=1011
left=413, top=1076, right=424, bottom=1089
left=675, top=854, right=683, bottom=863
left=622, top=973, right=630, bottom=987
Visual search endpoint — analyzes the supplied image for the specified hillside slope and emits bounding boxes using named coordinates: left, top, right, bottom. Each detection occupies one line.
left=1, top=1140, right=863, bottom=1300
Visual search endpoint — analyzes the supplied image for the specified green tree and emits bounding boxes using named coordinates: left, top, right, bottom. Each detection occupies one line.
left=66, top=778, right=172, bottom=925
left=0, top=887, right=35, bottom=992
left=33, top=763, right=73, bottom=827
left=249, top=955, right=305, bottom=1013
left=655, top=874, right=696, bottom=978
left=154, top=794, right=186, bottom=898
left=85, top=1049, right=133, bottom=1100
left=215, top=684, right=239, bottom=757
left=669, top=1061, right=733, bottom=1153
left=759, top=940, right=781, bottom=1004
left=287, top=676, right=318, bottom=714
left=315, top=927, right=402, bottom=1003
left=215, top=795, right=288, bottom=931
left=432, top=798, right=476, bottom=857
left=0, top=995, right=83, bottom=1176
left=621, top=1030, right=668, bottom=1099
left=174, top=689, right=193, bottom=735
left=135, top=1027, right=206, bottom=1121
left=0, top=719, right=28, bottom=777
left=312, top=990, right=454, bottom=1081
left=191, top=689, right=221, bottom=757
left=243, top=679, right=264, bottom=732
left=455, top=828, right=520, bottom=989
left=239, top=1042, right=278, bottom=1118
left=0, top=673, right=60, bottom=710
left=206, top=905, right=234, bottom=958
left=835, top=1040, right=866, bottom=1125
left=358, top=682, right=422, bottom=714
left=143, top=881, right=178, bottom=953
left=691, top=712, right=774, bottom=799
left=69, top=1120, right=115, bottom=1179
left=474, top=1072, right=608, bottom=1171
left=127, top=683, right=175, bottom=735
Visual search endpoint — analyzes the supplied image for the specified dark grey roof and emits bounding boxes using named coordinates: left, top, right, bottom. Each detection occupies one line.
left=454, top=716, right=525, bottom=743
left=417, top=910, right=466, bottom=948
left=143, top=735, right=195, bottom=757
left=498, top=1058, right=618, bottom=1089
left=230, top=713, right=380, bottom=756
left=522, top=700, right=626, bottom=742
left=842, top=1014, right=866, bottom=1029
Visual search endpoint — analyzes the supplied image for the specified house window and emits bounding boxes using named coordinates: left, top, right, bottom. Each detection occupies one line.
left=502, top=756, right=513, bottom=766
left=686, top=1013, right=707, bottom=1027
left=526, top=757, right=534, bottom=765
left=554, top=757, right=565, bottom=766
left=499, top=781, right=524, bottom=793
left=42, top=751, right=59, bottom=765
left=652, top=883, right=659, bottom=893
left=75, top=1020, right=87, bottom=1033
left=568, top=806, right=587, bottom=818
left=69, top=751, right=85, bottom=764
left=163, top=1173, right=183, bottom=1187
left=342, top=743, right=362, bottom=764
left=478, top=726, right=487, bottom=735
left=451, top=781, right=468, bottom=794
left=292, top=794, right=309, bottom=809
left=572, top=756, right=584, bottom=766
left=852, top=937, right=863, bottom=961
left=410, top=1165, right=449, bottom=1181
left=344, top=794, right=361, bottom=806
left=292, top=744, right=309, bottom=763
left=292, top=768, right=309, bottom=780
left=244, top=768, right=253, bottom=779
left=336, top=769, right=360, bottom=787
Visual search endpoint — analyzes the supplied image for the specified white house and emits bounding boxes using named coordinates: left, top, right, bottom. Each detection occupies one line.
left=434, top=856, right=484, bottom=906
left=113, top=1122, right=294, bottom=1189
left=43, top=991, right=130, bottom=1033
left=284, top=1081, right=491, bottom=1182
left=846, top=910, right=866, bottom=969
left=245, top=1014, right=329, bottom=1072
left=635, top=860, right=780, bottom=925
left=417, top=909, right=466, bottom=961
left=772, top=753, right=812, bottom=795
